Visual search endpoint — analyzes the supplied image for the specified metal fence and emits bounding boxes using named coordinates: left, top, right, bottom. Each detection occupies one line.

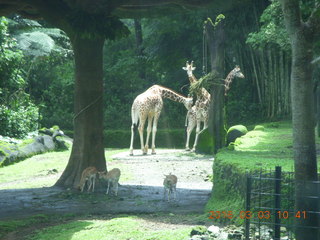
left=245, top=166, right=320, bottom=240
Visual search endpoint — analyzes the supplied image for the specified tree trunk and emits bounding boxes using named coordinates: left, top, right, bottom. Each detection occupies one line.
left=134, top=19, right=146, bottom=81
left=291, top=35, right=318, bottom=239
left=55, top=36, right=106, bottom=188
left=280, top=1, right=319, bottom=238
left=205, top=18, right=225, bottom=153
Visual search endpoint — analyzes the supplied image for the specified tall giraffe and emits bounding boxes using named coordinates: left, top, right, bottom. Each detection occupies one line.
left=224, top=65, right=245, bottom=96
left=183, top=62, right=245, bottom=151
left=183, top=61, right=211, bottom=152
left=129, top=84, right=193, bottom=156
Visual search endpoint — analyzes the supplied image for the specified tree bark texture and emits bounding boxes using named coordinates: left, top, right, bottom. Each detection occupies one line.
left=205, top=19, right=226, bottom=153
left=280, top=0, right=319, bottom=239
left=55, top=36, right=106, bottom=188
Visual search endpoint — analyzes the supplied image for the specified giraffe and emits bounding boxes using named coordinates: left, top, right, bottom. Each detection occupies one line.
left=129, top=84, right=193, bottom=156
left=224, top=65, right=245, bottom=96
left=183, top=62, right=245, bottom=151
left=183, top=61, right=211, bottom=151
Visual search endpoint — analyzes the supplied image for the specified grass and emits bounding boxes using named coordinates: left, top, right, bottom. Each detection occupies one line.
left=219, top=121, right=318, bottom=171
left=0, top=149, right=128, bottom=189
left=0, top=213, right=207, bottom=240
left=27, top=216, right=193, bottom=240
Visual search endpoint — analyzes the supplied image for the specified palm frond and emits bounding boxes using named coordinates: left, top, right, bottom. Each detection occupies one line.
left=16, top=31, right=55, bottom=57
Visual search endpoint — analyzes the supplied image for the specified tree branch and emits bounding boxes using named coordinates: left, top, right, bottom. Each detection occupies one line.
left=307, top=2, right=320, bottom=35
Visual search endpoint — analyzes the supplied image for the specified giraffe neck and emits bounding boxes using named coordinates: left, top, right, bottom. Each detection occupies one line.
left=188, top=75, right=198, bottom=84
left=225, top=71, right=235, bottom=83
left=158, top=85, right=188, bottom=103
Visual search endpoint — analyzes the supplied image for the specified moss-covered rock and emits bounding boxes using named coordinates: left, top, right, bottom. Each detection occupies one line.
left=254, top=125, right=264, bottom=131
left=226, top=125, right=248, bottom=146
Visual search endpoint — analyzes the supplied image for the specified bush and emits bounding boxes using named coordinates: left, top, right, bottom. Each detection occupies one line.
left=0, top=104, right=39, bottom=138
left=104, top=128, right=189, bottom=149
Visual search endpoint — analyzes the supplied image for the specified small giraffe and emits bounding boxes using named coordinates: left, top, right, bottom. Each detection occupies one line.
left=129, top=84, right=193, bottom=155
left=184, top=63, right=245, bottom=151
left=183, top=61, right=211, bottom=151
left=224, top=65, right=245, bottom=96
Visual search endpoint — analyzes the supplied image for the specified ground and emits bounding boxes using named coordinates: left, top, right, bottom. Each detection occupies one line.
left=0, top=149, right=214, bottom=239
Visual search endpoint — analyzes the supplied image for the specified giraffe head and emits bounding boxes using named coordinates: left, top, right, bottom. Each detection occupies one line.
left=232, top=65, right=245, bottom=78
left=183, top=96, right=193, bottom=110
left=182, top=61, right=196, bottom=77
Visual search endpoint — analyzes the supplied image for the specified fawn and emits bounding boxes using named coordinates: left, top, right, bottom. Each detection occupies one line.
left=79, top=166, right=98, bottom=192
left=163, top=174, right=178, bottom=201
left=98, top=168, right=121, bottom=196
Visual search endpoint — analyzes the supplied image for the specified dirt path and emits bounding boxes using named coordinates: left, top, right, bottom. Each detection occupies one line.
left=0, top=149, right=213, bottom=221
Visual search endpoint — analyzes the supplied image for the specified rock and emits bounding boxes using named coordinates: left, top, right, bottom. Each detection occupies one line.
left=254, top=125, right=264, bottom=131
left=207, top=225, right=220, bottom=235
left=216, top=232, right=228, bottom=240
left=226, top=125, right=248, bottom=146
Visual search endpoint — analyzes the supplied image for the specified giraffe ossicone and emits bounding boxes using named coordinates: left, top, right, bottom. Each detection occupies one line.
left=129, top=85, right=192, bottom=156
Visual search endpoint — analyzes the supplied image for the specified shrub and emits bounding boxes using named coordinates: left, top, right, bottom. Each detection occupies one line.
left=0, top=104, right=39, bottom=138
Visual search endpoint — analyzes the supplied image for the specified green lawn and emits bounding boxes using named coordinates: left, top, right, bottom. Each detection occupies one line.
left=27, top=216, right=192, bottom=240
left=218, top=121, right=320, bottom=171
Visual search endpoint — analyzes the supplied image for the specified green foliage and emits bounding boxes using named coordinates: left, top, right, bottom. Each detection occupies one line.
left=246, top=0, right=290, bottom=51
left=104, top=129, right=188, bottom=148
left=0, top=17, right=39, bottom=138
left=0, top=104, right=38, bottom=138
left=189, top=71, right=221, bottom=97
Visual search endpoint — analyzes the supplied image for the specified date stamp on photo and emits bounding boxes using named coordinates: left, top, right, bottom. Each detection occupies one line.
left=208, top=210, right=307, bottom=220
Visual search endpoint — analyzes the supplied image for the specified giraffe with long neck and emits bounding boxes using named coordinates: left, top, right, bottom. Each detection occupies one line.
left=224, top=65, right=245, bottom=96
left=130, top=84, right=193, bottom=155
left=183, top=62, right=245, bottom=152
left=183, top=61, right=211, bottom=152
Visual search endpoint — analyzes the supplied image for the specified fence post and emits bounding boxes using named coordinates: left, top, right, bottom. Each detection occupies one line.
left=245, top=172, right=251, bottom=240
left=274, top=166, right=281, bottom=240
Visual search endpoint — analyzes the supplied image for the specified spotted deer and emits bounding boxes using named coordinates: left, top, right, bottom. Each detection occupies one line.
left=79, top=166, right=98, bottom=192
left=98, top=168, right=121, bottom=196
left=163, top=174, right=178, bottom=201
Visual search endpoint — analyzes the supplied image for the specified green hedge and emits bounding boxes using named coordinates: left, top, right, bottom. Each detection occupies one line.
left=64, top=129, right=195, bottom=149
left=64, top=128, right=218, bottom=151
left=104, top=129, right=195, bottom=148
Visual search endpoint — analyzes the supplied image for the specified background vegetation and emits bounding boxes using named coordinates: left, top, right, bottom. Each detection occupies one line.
left=1, top=0, right=312, bottom=142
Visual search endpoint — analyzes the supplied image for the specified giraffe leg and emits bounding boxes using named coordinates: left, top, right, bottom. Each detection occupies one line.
left=192, top=119, right=201, bottom=152
left=144, top=115, right=153, bottom=155
left=138, top=119, right=147, bottom=155
left=185, top=118, right=196, bottom=151
left=129, top=124, right=135, bottom=156
left=151, top=114, right=160, bottom=154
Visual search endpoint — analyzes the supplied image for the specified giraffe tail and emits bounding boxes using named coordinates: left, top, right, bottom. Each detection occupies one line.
left=131, top=107, right=139, bottom=130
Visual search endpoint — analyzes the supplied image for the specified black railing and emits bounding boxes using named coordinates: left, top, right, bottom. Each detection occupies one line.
left=245, top=166, right=320, bottom=240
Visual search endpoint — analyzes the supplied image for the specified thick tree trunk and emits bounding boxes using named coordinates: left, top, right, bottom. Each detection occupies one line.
left=134, top=19, right=146, bottom=81
left=206, top=19, right=225, bottom=153
left=291, top=34, right=318, bottom=239
left=55, top=36, right=106, bottom=188
left=280, top=0, right=319, bottom=238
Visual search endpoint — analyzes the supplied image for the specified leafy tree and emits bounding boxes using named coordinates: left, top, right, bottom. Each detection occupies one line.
left=0, top=17, right=39, bottom=138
